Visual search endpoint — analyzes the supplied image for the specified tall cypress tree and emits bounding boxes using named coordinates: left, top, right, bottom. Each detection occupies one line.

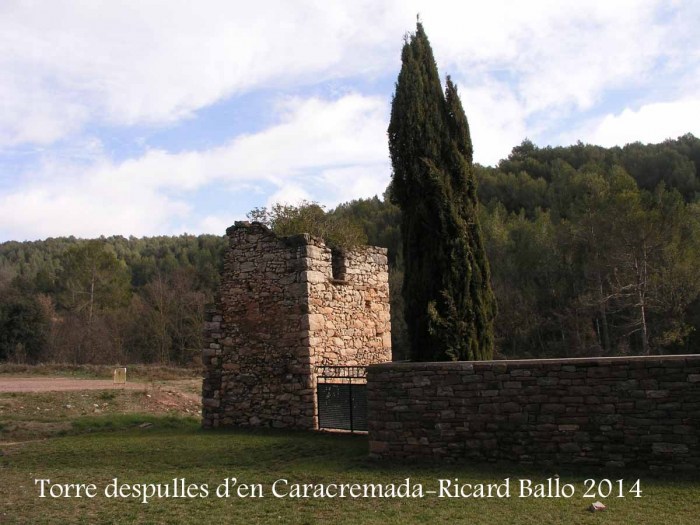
left=388, top=22, right=496, bottom=361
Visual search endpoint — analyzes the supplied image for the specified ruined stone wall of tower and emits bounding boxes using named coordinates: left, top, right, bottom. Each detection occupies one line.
left=201, top=222, right=316, bottom=429
left=305, top=246, right=391, bottom=367
left=201, top=222, right=391, bottom=430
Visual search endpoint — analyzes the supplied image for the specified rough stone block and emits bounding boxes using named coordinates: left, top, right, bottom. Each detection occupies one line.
left=652, top=443, right=689, bottom=454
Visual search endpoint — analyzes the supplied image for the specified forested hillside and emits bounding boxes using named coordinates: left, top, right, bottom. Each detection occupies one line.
left=0, top=235, right=226, bottom=364
left=2, top=134, right=700, bottom=363
left=476, top=133, right=700, bottom=358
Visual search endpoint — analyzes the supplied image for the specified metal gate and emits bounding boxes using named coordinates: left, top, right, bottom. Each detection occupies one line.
left=316, top=366, right=367, bottom=432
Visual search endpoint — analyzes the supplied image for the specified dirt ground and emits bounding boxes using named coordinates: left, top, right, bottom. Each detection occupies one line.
left=0, top=376, right=202, bottom=408
left=0, top=377, right=147, bottom=392
left=0, top=375, right=203, bottom=442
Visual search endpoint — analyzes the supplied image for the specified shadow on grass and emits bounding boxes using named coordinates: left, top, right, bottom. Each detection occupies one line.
left=16, top=415, right=695, bottom=492
left=196, top=425, right=698, bottom=487
left=68, top=413, right=198, bottom=434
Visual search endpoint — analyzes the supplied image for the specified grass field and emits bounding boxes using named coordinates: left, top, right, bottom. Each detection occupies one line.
left=1, top=368, right=699, bottom=524
left=1, top=417, right=699, bottom=524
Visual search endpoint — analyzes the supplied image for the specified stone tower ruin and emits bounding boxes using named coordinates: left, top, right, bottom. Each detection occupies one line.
left=202, top=222, right=391, bottom=429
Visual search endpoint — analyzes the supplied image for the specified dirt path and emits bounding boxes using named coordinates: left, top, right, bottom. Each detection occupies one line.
left=0, top=377, right=203, bottom=443
left=0, top=377, right=147, bottom=392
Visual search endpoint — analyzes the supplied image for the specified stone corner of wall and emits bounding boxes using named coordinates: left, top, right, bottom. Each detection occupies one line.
left=364, top=244, right=389, bottom=256
left=281, top=232, right=319, bottom=248
left=336, top=244, right=388, bottom=255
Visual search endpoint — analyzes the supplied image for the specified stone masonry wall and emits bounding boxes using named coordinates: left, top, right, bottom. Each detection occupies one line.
left=306, top=247, right=391, bottom=367
left=367, top=356, right=700, bottom=471
left=202, top=222, right=391, bottom=430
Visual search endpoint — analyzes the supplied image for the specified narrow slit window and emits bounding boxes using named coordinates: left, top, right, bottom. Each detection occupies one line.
left=331, top=248, right=347, bottom=282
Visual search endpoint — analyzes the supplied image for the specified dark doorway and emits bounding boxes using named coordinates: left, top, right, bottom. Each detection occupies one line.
left=316, top=366, right=367, bottom=432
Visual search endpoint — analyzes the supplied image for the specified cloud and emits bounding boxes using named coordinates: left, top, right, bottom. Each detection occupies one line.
left=0, top=94, right=390, bottom=240
left=98, top=93, right=390, bottom=191
left=391, top=0, right=670, bottom=115
left=0, top=0, right=398, bottom=146
left=265, top=185, right=313, bottom=209
left=2, top=0, right=690, bottom=149
left=2, top=0, right=699, bottom=241
left=0, top=176, right=190, bottom=241
left=568, top=98, right=700, bottom=147
left=188, top=215, right=235, bottom=236
left=318, top=165, right=389, bottom=205
left=455, top=80, right=529, bottom=166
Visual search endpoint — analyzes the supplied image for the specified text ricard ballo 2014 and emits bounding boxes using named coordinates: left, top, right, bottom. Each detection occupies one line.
left=34, top=477, right=642, bottom=504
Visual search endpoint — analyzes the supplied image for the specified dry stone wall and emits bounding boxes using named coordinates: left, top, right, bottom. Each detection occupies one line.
left=367, top=356, right=700, bottom=471
left=307, top=247, right=391, bottom=367
left=202, top=222, right=391, bottom=430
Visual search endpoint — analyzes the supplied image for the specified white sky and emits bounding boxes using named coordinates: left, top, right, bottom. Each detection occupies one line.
left=1, top=0, right=698, bottom=241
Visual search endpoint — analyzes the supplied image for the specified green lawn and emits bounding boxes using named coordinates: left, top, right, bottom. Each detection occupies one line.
left=1, top=417, right=699, bottom=524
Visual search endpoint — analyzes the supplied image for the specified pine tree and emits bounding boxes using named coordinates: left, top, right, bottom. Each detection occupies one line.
left=388, top=22, right=496, bottom=361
